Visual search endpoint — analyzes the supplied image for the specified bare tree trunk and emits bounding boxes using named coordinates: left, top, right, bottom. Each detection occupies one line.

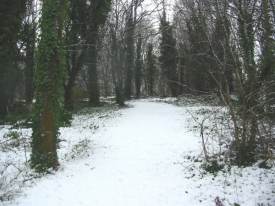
left=135, top=35, right=142, bottom=98
left=87, top=28, right=100, bottom=106
left=124, top=2, right=135, bottom=100
left=24, top=24, right=35, bottom=105
left=64, top=52, right=84, bottom=110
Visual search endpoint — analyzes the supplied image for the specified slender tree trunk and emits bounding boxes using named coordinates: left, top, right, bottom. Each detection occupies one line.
left=111, top=28, right=125, bottom=106
left=135, top=36, right=142, bottom=98
left=124, top=6, right=135, bottom=100
left=146, top=43, right=155, bottom=96
left=24, top=25, right=35, bottom=105
left=64, top=51, right=84, bottom=110
left=87, top=28, right=100, bottom=106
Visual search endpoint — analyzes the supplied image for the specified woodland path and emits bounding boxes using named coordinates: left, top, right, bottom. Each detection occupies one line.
left=5, top=101, right=275, bottom=206
left=8, top=101, right=202, bottom=206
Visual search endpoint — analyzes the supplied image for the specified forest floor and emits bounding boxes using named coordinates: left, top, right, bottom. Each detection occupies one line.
left=1, top=100, right=275, bottom=206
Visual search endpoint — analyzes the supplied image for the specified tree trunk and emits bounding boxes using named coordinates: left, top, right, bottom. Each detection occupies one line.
left=64, top=78, right=74, bottom=111
left=31, top=0, right=67, bottom=172
left=135, top=36, right=142, bottom=98
left=24, top=25, right=35, bottom=104
left=87, top=28, right=100, bottom=106
left=64, top=52, right=84, bottom=111
left=124, top=8, right=135, bottom=100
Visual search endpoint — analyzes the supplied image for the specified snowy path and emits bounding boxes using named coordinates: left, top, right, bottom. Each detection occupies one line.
left=5, top=101, right=275, bottom=206
left=9, top=101, right=201, bottom=206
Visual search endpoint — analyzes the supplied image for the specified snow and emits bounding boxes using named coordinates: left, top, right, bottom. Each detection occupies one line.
left=1, top=100, right=275, bottom=206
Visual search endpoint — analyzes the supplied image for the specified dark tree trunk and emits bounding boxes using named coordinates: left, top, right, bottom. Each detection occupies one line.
left=115, top=85, right=125, bottom=107
left=159, top=12, right=179, bottom=97
left=0, top=98, right=9, bottom=118
left=0, top=0, right=26, bottom=118
left=111, top=30, right=125, bottom=107
left=87, top=29, right=100, bottom=106
left=64, top=51, right=84, bottom=110
left=64, top=0, right=86, bottom=111
left=135, top=36, right=142, bottom=98
left=145, top=43, right=156, bottom=97
left=64, top=84, right=73, bottom=111
left=24, top=25, right=35, bottom=104
left=85, top=0, right=111, bottom=106
left=124, top=8, right=135, bottom=100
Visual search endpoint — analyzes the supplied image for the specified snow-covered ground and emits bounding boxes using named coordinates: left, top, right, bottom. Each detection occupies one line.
left=1, top=100, right=275, bottom=206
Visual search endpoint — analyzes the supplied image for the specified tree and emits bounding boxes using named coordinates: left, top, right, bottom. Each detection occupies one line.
left=124, top=4, right=135, bottom=100
left=0, top=0, right=26, bottom=118
left=210, top=0, right=234, bottom=94
left=31, top=0, right=68, bottom=172
left=187, top=5, right=213, bottom=93
left=108, top=0, right=127, bottom=106
left=22, top=0, right=37, bottom=105
left=110, top=25, right=125, bottom=106
left=135, top=35, right=143, bottom=98
left=177, top=43, right=187, bottom=94
left=145, top=43, right=156, bottom=96
left=159, top=11, right=178, bottom=97
left=86, top=0, right=111, bottom=106
left=232, top=0, right=258, bottom=164
left=173, top=0, right=275, bottom=165
left=105, top=0, right=155, bottom=102
left=260, top=0, right=275, bottom=103
left=64, top=0, right=87, bottom=110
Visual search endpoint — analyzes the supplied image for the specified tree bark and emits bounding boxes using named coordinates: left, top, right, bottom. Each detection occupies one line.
left=87, top=28, right=100, bottom=106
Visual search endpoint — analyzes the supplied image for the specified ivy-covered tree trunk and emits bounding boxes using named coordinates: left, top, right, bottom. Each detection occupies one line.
left=31, top=0, right=68, bottom=172
left=261, top=0, right=275, bottom=104
left=0, top=0, right=26, bottom=118
left=234, top=0, right=258, bottom=165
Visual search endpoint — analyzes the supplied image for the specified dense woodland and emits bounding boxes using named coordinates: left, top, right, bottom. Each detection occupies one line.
left=0, top=0, right=275, bottom=174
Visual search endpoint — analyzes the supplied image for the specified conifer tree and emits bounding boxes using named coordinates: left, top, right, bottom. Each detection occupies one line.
left=0, top=0, right=26, bottom=118
left=159, top=11, right=178, bottom=97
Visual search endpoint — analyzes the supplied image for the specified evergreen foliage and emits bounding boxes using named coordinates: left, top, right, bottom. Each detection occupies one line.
left=0, top=0, right=26, bottom=118
left=159, top=12, right=178, bottom=97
